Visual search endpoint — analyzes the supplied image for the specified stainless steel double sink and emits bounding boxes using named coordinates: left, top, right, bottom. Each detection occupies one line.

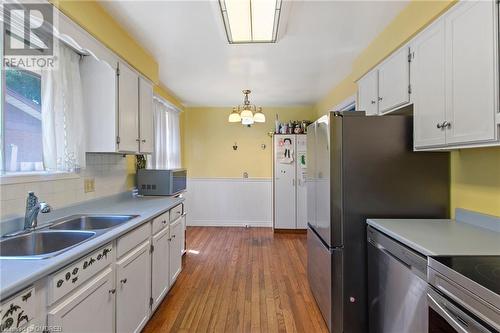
left=0, top=214, right=138, bottom=259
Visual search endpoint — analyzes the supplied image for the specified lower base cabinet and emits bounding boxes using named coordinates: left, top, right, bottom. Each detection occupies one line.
left=48, top=268, right=114, bottom=333
left=116, top=240, right=151, bottom=333
left=151, top=226, right=170, bottom=311
left=169, top=218, right=183, bottom=284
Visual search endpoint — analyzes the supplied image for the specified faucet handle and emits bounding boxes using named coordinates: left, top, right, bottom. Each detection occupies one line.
left=40, top=202, right=51, bottom=213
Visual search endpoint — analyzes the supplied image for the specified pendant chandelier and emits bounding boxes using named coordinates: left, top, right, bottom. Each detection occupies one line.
left=228, top=90, right=265, bottom=125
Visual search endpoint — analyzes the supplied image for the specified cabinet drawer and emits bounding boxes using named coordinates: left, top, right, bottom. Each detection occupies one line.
left=117, top=222, right=151, bottom=258
left=169, top=204, right=183, bottom=222
left=152, top=212, right=169, bottom=235
left=1, top=287, right=36, bottom=331
left=49, top=243, right=113, bottom=304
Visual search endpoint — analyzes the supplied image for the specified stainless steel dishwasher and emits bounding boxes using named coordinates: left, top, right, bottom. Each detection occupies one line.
left=367, top=226, right=429, bottom=333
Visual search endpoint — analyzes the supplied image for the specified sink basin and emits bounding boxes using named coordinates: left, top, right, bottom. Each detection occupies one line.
left=0, top=230, right=96, bottom=259
left=49, top=214, right=138, bottom=231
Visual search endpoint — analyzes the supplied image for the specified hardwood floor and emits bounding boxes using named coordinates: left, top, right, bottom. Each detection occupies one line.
left=143, top=227, right=328, bottom=333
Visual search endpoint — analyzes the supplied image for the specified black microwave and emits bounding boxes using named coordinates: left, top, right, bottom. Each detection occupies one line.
left=137, top=169, right=187, bottom=196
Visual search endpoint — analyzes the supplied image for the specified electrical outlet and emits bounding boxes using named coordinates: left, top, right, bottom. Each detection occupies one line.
left=84, top=178, right=95, bottom=193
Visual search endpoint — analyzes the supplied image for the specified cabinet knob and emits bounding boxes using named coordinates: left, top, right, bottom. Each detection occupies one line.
left=136, top=138, right=140, bottom=142
left=120, top=278, right=127, bottom=284
left=162, top=220, right=167, bottom=224
left=109, top=289, right=116, bottom=294
left=378, top=97, right=383, bottom=101
left=437, top=122, right=443, bottom=129
left=443, top=121, right=451, bottom=129
left=371, top=100, right=376, bottom=105
left=142, top=139, right=146, bottom=143
left=172, top=235, right=176, bottom=239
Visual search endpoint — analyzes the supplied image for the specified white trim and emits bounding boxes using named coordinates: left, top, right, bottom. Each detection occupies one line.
left=188, top=177, right=271, bottom=183
left=153, top=95, right=180, bottom=112
left=188, top=219, right=272, bottom=228
left=0, top=172, right=80, bottom=185
left=331, top=94, right=356, bottom=112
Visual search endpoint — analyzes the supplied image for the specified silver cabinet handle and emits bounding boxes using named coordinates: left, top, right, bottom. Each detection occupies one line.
left=109, top=289, right=116, bottom=294
left=142, top=139, right=146, bottom=143
left=437, top=122, right=443, bottom=129
left=136, top=138, right=140, bottom=142
left=427, top=293, right=468, bottom=333
left=370, top=100, right=376, bottom=105
left=172, top=235, right=176, bottom=239
left=378, top=96, right=383, bottom=101
left=442, top=121, right=451, bottom=129
left=162, top=220, right=167, bottom=224
left=120, top=278, right=127, bottom=284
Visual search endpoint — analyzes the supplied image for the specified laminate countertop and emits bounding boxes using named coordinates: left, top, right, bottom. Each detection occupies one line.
left=0, top=193, right=184, bottom=299
left=367, top=212, right=500, bottom=257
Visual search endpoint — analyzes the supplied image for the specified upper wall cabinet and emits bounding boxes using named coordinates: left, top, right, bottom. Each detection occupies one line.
left=357, top=70, right=378, bottom=116
left=413, top=0, right=499, bottom=150
left=377, top=47, right=410, bottom=113
left=357, top=47, right=411, bottom=115
left=139, top=77, right=154, bottom=154
left=81, top=57, right=155, bottom=154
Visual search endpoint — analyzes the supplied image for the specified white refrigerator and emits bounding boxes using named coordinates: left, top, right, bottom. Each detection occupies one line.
left=273, top=134, right=307, bottom=230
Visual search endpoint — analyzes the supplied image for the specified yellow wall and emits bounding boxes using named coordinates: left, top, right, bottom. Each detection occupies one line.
left=315, top=0, right=500, bottom=218
left=183, top=107, right=315, bottom=178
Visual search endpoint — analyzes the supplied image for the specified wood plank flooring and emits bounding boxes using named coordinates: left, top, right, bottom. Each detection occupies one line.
left=143, top=227, right=328, bottom=333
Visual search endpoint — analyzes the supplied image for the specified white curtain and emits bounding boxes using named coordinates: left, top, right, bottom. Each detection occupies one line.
left=150, top=97, right=181, bottom=169
left=41, top=44, right=85, bottom=171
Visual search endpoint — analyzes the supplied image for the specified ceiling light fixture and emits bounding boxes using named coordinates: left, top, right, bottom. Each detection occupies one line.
left=228, top=90, right=266, bottom=125
left=218, top=0, right=282, bottom=44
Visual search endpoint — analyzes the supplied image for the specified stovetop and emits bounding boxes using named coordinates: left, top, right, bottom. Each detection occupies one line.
left=433, top=256, right=500, bottom=296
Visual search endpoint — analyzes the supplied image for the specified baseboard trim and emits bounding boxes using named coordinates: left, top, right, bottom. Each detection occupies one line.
left=187, top=219, right=272, bottom=228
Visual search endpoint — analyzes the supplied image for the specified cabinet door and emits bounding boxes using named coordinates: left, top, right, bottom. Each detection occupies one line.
left=151, top=226, right=170, bottom=311
left=180, top=214, right=186, bottom=254
left=274, top=135, right=297, bottom=229
left=139, top=77, right=154, bottom=154
left=48, top=268, right=114, bottom=333
left=169, top=218, right=182, bottom=285
left=116, top=241, right=151, bottom=333
left=378, top=47, right=410, bottom=113
left=412, top=20, right=447, bottom=148
left=296, top=135, right=307, bottom=229
left=118, top=62, right=139, bottom=152
left=445, top=0, right=498, bottom=144
left=357, top=70, right=378, bottom=115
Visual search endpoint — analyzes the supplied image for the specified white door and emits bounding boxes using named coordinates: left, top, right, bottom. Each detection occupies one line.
left=169, top=218, right=183, bottom=285
left=296, top=135, right=307, bottom=229
left=151, top=226, right=170, bottom=311
left=357, top=70, right=378, bottom=115
left=116, top=241, right=151, bottom=333
left=139, top=77, right=154, bottom=153
left=412, top=19, right=447, bottom=148
left=48, top=268, right=114, bottom=333
left=378, top=47, right=410, bottom=113
left=274, top=135, right=296, bottom=229
left=118, top=62, right=139, bottom=152
left=445, top=0, right=498, bottom=144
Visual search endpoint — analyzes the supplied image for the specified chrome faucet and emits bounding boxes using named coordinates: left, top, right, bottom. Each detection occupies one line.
left=24, top=192, right=51, bottom=230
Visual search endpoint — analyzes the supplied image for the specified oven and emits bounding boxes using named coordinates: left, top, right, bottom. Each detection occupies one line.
left=427, top=257, right=500, bottom=333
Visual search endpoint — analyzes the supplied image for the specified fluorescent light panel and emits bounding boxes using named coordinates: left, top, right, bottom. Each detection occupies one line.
left=219, top=0, right=282, bottom=43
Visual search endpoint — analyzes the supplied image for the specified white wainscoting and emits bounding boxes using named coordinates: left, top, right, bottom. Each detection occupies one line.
left=185, top=178, right=272, bottom=227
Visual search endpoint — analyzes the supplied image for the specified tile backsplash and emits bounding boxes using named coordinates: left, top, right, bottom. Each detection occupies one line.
left=0, top=154, right=136, bottom=220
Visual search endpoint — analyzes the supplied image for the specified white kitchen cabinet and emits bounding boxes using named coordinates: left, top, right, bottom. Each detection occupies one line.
left=180, top=214, right=186, bottom=255
left=118, top=62, right=140, bottom=153
left=116, top=241, right=151, bottom=333
left=444, top=0, right=498, bottom=145
left=151, top=226, right=170, bottom=311
left=48, top=268, right=114, bottom=333
left=412, top=19, right=447, bottom=148
left=139, top=77, right=154, bottom=154
left=378, top=46, right=410, bottom=113
left=357, top=70, right=378, bottom=115
left=169, top=218, right=183, bottom=285
left=273, top=134, right=307, bottom=230
left=413, top=0, right=499, bottom=149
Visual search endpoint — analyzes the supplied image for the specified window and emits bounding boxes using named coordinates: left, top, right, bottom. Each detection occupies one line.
left=2, top=67, right=44, bottom=173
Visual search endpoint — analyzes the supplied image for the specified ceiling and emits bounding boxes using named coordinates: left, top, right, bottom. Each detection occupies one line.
left=100, top=0, right=409, bottom=107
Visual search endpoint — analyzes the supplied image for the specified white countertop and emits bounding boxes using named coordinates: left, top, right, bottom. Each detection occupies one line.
left=0, top=193, right=184, bottom=299
left=366, top=218, right=500, bottom=256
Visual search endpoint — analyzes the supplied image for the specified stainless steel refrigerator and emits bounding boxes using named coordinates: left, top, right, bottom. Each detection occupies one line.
left=306, top=112, right=450, bottom=333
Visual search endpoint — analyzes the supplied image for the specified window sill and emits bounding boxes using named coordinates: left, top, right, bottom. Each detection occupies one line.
left=0, top=171, right=81, bottom=185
